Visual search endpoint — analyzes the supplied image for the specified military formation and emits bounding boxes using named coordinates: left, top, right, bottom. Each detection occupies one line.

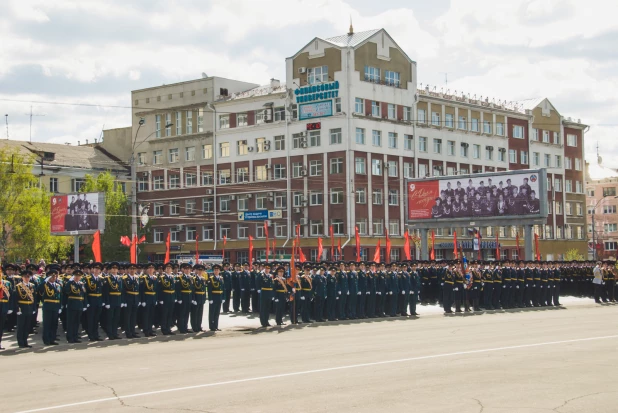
left=0, top=259, right=616, bottom=350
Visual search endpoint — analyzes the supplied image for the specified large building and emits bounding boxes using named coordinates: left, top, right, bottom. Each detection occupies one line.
left=132, top=27, right=588, bottom=263
left=586, top=159, right=618, bottom=260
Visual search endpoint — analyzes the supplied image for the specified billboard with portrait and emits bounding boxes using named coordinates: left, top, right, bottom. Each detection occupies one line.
left=406, top=169, right=547, bottom=223
left=50, top=192, right=106, bottom=235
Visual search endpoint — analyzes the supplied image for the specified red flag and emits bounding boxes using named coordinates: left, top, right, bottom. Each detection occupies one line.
left=355, top=226, right=361, bottom=262
left=264, top=222, right=269, bottom=262
left=120, top=235, right=131, bottom=247
left=92, top=230, right=102, bottom=262
left=373, top=239, right=381, bottom=263
left=222, top=235, right=227, bottom=261
left=476, top=230, right=481, bottom=260
left=404, top=230, right=411, bottom=260
left=534, top=233, right=540, bottom=261
left=337, top=238, right=342, bottom=258
left=496, top=233, right=500, bottom=262
left=165, top=231, right=171, bottom=263
left=385, top=229, right=391, bottom=264
left=317, top=237, right=323, bottom=262
left=130, top=234, right=137, bottom=264
left=296, top=224, right=301, bottom=245
left=430, top=230, right=435, bottom=260
left=272, top=240, right=276, bottom=259
left=299, top=247, right=307, bottom=263
left=329, top=225, right=334, bottom=260
left=290, top=240, right=297, bottom=284
left=248, top=235, right=254, bottom=270
left=453, top=230, right=458, bottom=259
left=516, top=231, right=521, bottom=259
left=138, top=235, right=146, bottom=244
left=195, top=233, right=199, bottom=264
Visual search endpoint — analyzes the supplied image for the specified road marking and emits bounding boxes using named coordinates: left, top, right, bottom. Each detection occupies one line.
left=14, top=334, right=618, bottom=413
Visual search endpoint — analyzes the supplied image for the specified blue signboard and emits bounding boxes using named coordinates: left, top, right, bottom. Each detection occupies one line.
left=294, top=81, right=339, bottom=104
left=238, top=210, right=269, bottom=221
left=299, top=100, right=333, bottom=120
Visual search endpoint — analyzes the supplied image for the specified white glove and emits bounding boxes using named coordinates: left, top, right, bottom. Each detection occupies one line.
left=178, top=300, right=182, bottom=304
left=258, top=290, right=261, bottom=294
left=209, top=300, right=213, bottom=304
left=33, top=311, right=36, bottom=314
left=441, top=283, right=444, bottom=286
left=241, top=289, right=245, bottom=291
left=300, top=296, right=305, bottom=300
left=526, top=284, right=528, bottom=287
left=366, top=292, right=370, bottom=295
left=17, top=311, right=22, bottom=315
left=336, top=297, right=339, bottom=300
left=8, top=310, right=13, bottom=314
left=271, top=297, right=274, bottom=301
left=83, top=307, right=87, bottom=312
left=222, top=300, right=226, bottom=303
left=105, top=305, right=110, bottom=309
left=192, top=301, right=197, bottom=305
left=389, top=292, right=393, bottom=295
left=338, top=291, right=341, bottom=295
left=174, top=299, right=177, bottom=303
left=275, top=299, right=279, bottom=302
left=516, top=286, right=519, bottom=289
left=411, top=292, right=415, bottom=295
left=292, top=288, right=296, bottom=293
left=357, top=292, right=361, bottom=295
left=454, top=288, right=459, bottom=291
left=251, top=289, right=255, bottom=292
left=401, top=291, right=405, bottom=295
left=159, top=301, right=164, bottom=305
left=101, top=303, right=105, bottom=306
left=87, top=304, right=90, bottom=308
left=503, top=286, right=507, bottom=289
left=142, top=302, right=147, bottom=307
left=58, top=309, right=62, bottom=314
left=346, top=291, right=349, bottom=295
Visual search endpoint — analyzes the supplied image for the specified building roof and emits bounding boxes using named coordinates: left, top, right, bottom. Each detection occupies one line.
left=0, top=140, right=128, bottom=172
left=518, top=97, right=546, bottom=112
left=324, top=29, right=381, bottom=47
left=218, top=83, right=287, bottom=102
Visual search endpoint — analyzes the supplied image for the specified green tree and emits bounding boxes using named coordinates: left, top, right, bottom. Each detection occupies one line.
left=564, top=248, right=585, bottom=261
left=0, top=147, right=72, bottom=262
left=80, top=172, right=131, bottom=262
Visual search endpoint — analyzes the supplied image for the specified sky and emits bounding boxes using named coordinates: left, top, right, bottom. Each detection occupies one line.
left=0, top=0, right=616, bottom=167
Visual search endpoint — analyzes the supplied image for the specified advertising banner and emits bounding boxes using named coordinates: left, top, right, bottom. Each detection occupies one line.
left=51, top=192, right=106, bottom=235
left=407, top=170, right=546, bottom=222
left=299, top=100, right=333, bottom=120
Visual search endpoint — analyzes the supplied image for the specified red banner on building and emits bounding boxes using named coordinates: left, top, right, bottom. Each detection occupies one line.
left=407, top=181, right=440, bottom=220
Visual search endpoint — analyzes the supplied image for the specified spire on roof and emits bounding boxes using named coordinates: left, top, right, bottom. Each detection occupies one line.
left=348, top=16, right=354, bottom=35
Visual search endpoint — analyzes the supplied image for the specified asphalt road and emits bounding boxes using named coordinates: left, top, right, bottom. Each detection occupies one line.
left=3, top=302, right=618, bottom=413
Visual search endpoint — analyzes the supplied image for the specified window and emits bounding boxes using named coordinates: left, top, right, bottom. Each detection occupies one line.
left=417, top=109, right=426, bottom=124
left=274, top=192, right=286, bottom=209
left=388, top=161, right=398, bottom=177
left=219, top=196, right=231, bottom=212
left=168, top=148, right=179, bottom=163
left=446, top=140, right=455, bottom=156
left=404, top=134, right=413, bottom=151
left=219, top=142, right=230, bottom=157
left=371, top=159, right=382, bottom=176
left=137, top=152, right=146, bottom=165
left=219, top=115, right=229, bottom=129
left=185, top=146, right=195, bottom=161
left=371, top=101, right=380, bottom=117
left=486, top=147, right=493, bottom=160
left=203, top=226, right=214, bottom=241
left=274, top=135, right=285, bottom=151
left=389, top=220, right=400, bottom=236
left=567, top=134, right=577, bottom=147
left=576, top=181, right=583, bottom=193
left=310, top=220, right=323, bottom=236
left=170, top=201, right=180, bottom=215
left=431, top=111, right=440, bottom=126
left=153, top=176, right=164, bottom=190
left=483, top=121, right=491, bottom=134
left=544, top=154, right=551, bottom=167
left=565, top=157, right=572, bottom=169
left=566, top=202, right=572, bottom=215
left=197, top=109, right=204, bottom=133
left=175, top=111, right=182, bottom=135
left=355, top=98, right=364, bottom=113
left=238, top=225, right=249, bottom=239
left=236, top=113, right=248, bottom=127
left=330, top=128, right=342, bottom=145
left=155, top=115, right=161, bottom=138
left=309, top=160, right=322, bottom=176
left=137, top=176, right=148, bottom=192
left=256, top=137, right=266, bottom=153
left=202, top=172, right=213, bottom=186
left=403, top=106, right=412, bottom=121
left=310, top=191, right=323, bottom=206
left=553, top=132, right=560, bottom=145
left=169, top=229, right=180, bottom=242
left=330, top=188, right=343, bottom=204
left=385, top=70, right=400, bottom=87
left=473, top=144, right=481, bottom=159
left=186, top=199, right=196, bottom=214
left=388, top=104, right=396, bottom=120
left=496, top=122, right=504, bottom=136
left=274, top=164, right=286, bottom=179
left=255, top=165, right=267, bottom=181
left=533, top=152, right=540, bottom=166
left=185, top=173, right=197, bottom=187
left=432, top=138, right=442, bottom=154
left=388, top=132, right=397, bottom=149
left=461, top=144, right=469, bottom=158
left=237, top=140, right=248, bottom=156
left=154, top=229, right=163, bottom=243
left=219, top=169, right=231, bottom=184
left=556, top=201, right=563, bottom=215
left=497, top=149, right=505, bottom=162
left=256, top=110, right=265, bottom=124
left=331, top=219, right=344, bottom=235
left=388, top=189, right=399, bottom=206
left=308, top=65, right=328, bottom=84
left=372, top=219, right=384, bottom=235
left=605, top=241, right=618, bottom=251
left=202, top=144, right=212, bottom=159
left=356, top=128, right=365, bottom=144
left=49, top=177, right=58, bottom=193
left=186, top=111, right=193, bottom=134
left=565, top=180, right=573, bottom=192
left=471, top=118, right=479, bottom=132
left=513, top=125, right=524, bottom=139
left=555, top=155, right=562, bottom=168
left=293, top=192, right=303, bottom=207
left=604, top=205, right=617, bottom=214
left=219, top=225, right=231, bottom=239
left=355, top=157, right=366, bottom=174
left=364, top=66, right=381, bottom=82
left=71, top=178, right=85, bottom=192
left=202, top=198, right=214, bottom=213
left=274, top=107, right=285, bottom=122
left=372, top=188, right=383, bottom=205
left=356, top=188, right=367, bottom=204
left=603, top=187, right=617, bottom=197
left=168, top=174, right=180, bottom=189
left=543, top=130, right=550, bottom=143
left=604, top=223, right=617, bottom=233
left=404, top=162, right=413, bottom=178
left=330, top=158, right=343, bottom=174
left=555, top=178, right=562, bottom=192
left=372, top=130, right=382, bottom=146
left=458, top=116, right=467, bottom=130
left=419, top=136, right=427, bottom=152
left=256, top=194, right=267, bottom=209
left=446, top=114, right=454, bottom=128
left=531, top=128, right=538, bottom=141
left=521, top=150, right=529, bottom=165
left=309, top=130, right=320, bottom=147
left=275, top=223, right=287, bottom=238
left=154, top=203, right=164, bottom=217
left=576, top=203, right=583, bottom=216
left=292, top=163, right=303, bottom=178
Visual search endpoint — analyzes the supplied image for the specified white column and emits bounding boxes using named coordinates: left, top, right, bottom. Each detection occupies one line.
left=323, top=152, right=328, bottom=236
left=367, top=152, right=373, bottom=236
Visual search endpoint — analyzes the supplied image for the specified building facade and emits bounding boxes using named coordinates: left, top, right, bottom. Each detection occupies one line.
left=585, top=161, right=618, bottom=260
left=133, top=28, right=588, bottom=263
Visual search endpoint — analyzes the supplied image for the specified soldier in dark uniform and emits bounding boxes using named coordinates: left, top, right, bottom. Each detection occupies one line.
left=141, top=263, right=159, bottom=337
left=337, top=262, right=349, bottom=320
left=102, top=262, right=122, bottom=339
left=158, top=263, right=177, bottom=335
left=258, top=264, right=273, bottom=327
left=190, top=264, right=208, bottom=333
left=240, top=262, right=251, bottom=313
left=221, top=263, right=232, bottom=313
left=207, top=264, right=225, bottom=331
left=64, top=270, right=86, bottom=344
left=273, top=266, right=288, bottom=326
left=519, top=178, right=532, bottom=197
left=176, top=263, right=194, bottom=333
left=453, top=266, right=464, bottom=313
left=356, top=262, right=367, bottom=318
left=84, top=262, right=105, bottom=341
left=231, top=263, right=242, bottom=312
left=409, top=263, right=420, bottom=316
left=39, top=265, right=62, bottom=345
left=444, top=182, right=454, bottom=199
left=347, top=261, right=358, bottom=319
left=366, top=264, right=377, bottom=318
left=492, top=264, right=503, bottom=310
left=326, top=266, right=339, bottom=321
left=299, top=264, right=313, bottom=323
left=312, top=265, right=326, bottom=322
left=472, top=192, right=483, bottom=217
left=398, top=263, right=410, bottom=316
left=466, top=179, right=476, bottom=199
left=528, top=191, right=540, bottom=214
left=250, top=263, right=261, bottom=314
left=482, top=264, right=494, bottom=310
left=388, top=263, right=400, bottom=317
left=454, top=181, right=466, bottom=200
left=443, top=197, right=454, bottom=218
left=122, top=263, right=141, bottom=338
left=15, top=270, right=36, bottom=348
left=442, top=266, right=454, bottom=314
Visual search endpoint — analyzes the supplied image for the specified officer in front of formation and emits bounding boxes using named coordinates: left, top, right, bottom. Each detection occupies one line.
left=221, top=263, right=232, bottom=313
left=258, top=263, right=274, bottom=327
left=207, top=263, right=225, bottom=331
left=274, top=266, right=288, bottom=326
left=84, top=262, right=105, bottom=341
left=15, top=270, right=36, bottom=348
left=122, top=263, right=141, bottom=338
left=39, top=265, right=62, bottom=345
left=140, top=262, right=159, bottom=337
left=64, top=269, right=86, bottom=344
left=103, top=262, right=123, bottom=340
left=191, top=264, right=208, bottom=332
left=176, top=263, right=194, bottom=333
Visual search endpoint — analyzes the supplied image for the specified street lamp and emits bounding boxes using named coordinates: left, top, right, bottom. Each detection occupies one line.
left=591, top=195, right=618, bottom=261
left=130, top=121, right=173, bottom=262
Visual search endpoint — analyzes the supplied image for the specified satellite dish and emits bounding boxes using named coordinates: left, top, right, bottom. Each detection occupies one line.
left=598, top=155, right=603, bottom=165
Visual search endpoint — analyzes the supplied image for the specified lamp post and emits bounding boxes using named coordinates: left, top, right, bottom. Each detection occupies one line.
left=131, top=120, right=173, bottom=260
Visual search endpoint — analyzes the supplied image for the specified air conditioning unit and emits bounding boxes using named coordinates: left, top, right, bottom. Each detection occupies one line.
left=299, top=131, right=306, bottom=137
left=229, top=195, right=236, bottom=201
left=206, top=189, right=213, bottom=195
left=263, top=143, right=271, bottom=151
left=299, top=218, right=308, bottom=225
left=268, top=192, right=274, bottom=196
left=265, top=164, right=272, bottom=169
left=300, top=136, right=308, bottom=143
left=142, top=172, right=149, bottom=177
left=298, top=67, right=307, bottom=74
left=300, top=142, right=308, bottom=148
left=294, top=208, right=301, bottom=213
left=301, top=168, right=307, bottom=176
left=247, top=146, right=254, bottom=152
left=246, top=194, right=253, bottom=199
left=176, top=225, right=184, bottom=231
